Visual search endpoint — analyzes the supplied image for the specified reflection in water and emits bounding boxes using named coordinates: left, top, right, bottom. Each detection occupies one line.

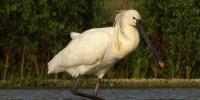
left=0, top=88, right=200, bottom=100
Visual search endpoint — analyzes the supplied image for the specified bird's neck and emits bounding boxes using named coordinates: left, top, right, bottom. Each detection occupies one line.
left=114, top=25, right=140, bottom=58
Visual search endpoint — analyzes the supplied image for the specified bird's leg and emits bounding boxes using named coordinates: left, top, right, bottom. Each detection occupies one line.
left=71, top=76, right=81, bottom=93
left=94, top=78, right=101, bottom=96
left=70, top=76, right=104, bottom=100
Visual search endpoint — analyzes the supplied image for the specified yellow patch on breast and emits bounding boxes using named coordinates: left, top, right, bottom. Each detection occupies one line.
left=115, top=38, right=124, bottom=52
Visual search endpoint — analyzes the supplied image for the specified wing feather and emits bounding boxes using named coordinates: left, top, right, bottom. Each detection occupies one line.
left=70, top=32, right=80, bottom=39
left=60, top=30, right=111, bottom=67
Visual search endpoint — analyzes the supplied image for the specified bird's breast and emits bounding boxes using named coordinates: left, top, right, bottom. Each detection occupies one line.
left=113, top=38, right=140, bottom=59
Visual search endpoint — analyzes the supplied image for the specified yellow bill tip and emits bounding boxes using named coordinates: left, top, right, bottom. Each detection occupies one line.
left=159, top=61, right=165, bottom=68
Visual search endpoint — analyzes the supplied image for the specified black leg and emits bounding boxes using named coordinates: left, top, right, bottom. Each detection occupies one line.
left=70, top=76, right=105, bottom=100
left=94, top=78, right=101, bottom=96
left=71, top=76, right=81, bottom=93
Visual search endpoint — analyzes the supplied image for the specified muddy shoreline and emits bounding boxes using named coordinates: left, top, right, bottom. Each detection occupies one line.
left=1, top=79, right=200, bottom=88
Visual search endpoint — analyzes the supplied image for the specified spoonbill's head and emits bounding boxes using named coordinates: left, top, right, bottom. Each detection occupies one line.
left=115, top=10, right=164, bottom=68
left=115, top=10, right=141, bottom=27
left=122, top=10, right=141, bottom=27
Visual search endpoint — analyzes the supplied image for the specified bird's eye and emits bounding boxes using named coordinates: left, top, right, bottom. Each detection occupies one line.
left=133, top=17, right=136, bottom=19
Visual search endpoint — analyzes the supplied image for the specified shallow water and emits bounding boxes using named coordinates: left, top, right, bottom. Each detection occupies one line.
left=0, top=88, right=200, bottom=100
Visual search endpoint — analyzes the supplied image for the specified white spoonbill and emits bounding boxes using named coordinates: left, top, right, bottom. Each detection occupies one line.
left=48, top=9, right=164, bottom=100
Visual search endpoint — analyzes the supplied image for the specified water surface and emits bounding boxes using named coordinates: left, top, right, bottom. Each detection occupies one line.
left=0, top=88, right=200, bottom=100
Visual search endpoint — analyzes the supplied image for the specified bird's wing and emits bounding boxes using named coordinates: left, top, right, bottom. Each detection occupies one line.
left=60, top=29, right=111, bottom=67
left=70, top=32, right=81, bottom=39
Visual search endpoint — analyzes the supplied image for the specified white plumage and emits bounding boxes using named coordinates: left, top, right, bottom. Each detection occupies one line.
left=70, top=32, right=80, bottom=39
left=48, top=10, right=142, bottom=79
left=47, top=9, right=164, bottom=99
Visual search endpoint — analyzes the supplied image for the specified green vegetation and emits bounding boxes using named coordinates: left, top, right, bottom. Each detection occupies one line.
left=0, top=0, right=200, bottom=87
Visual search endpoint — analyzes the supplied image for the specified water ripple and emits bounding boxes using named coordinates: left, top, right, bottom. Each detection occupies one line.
left=0, top=88, right=200, bottom=100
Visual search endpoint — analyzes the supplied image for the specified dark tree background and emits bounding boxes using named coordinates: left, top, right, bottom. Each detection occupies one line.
left=0, top=0, right=199, bottom=85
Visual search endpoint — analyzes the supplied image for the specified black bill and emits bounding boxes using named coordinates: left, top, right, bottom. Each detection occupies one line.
left=136, top=20, right=164, bottom=68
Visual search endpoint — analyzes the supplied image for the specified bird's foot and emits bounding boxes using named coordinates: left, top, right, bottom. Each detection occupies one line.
left=71, top=89, right=105, bottom=100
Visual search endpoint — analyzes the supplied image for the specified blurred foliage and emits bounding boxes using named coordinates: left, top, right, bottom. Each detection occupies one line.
left=0, top=0, right=199, bottom=84
left=136, top=0, right=200, bottom=78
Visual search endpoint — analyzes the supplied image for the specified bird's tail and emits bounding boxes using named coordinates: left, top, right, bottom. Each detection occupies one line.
left=47, top=51, right=63, bottom=74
